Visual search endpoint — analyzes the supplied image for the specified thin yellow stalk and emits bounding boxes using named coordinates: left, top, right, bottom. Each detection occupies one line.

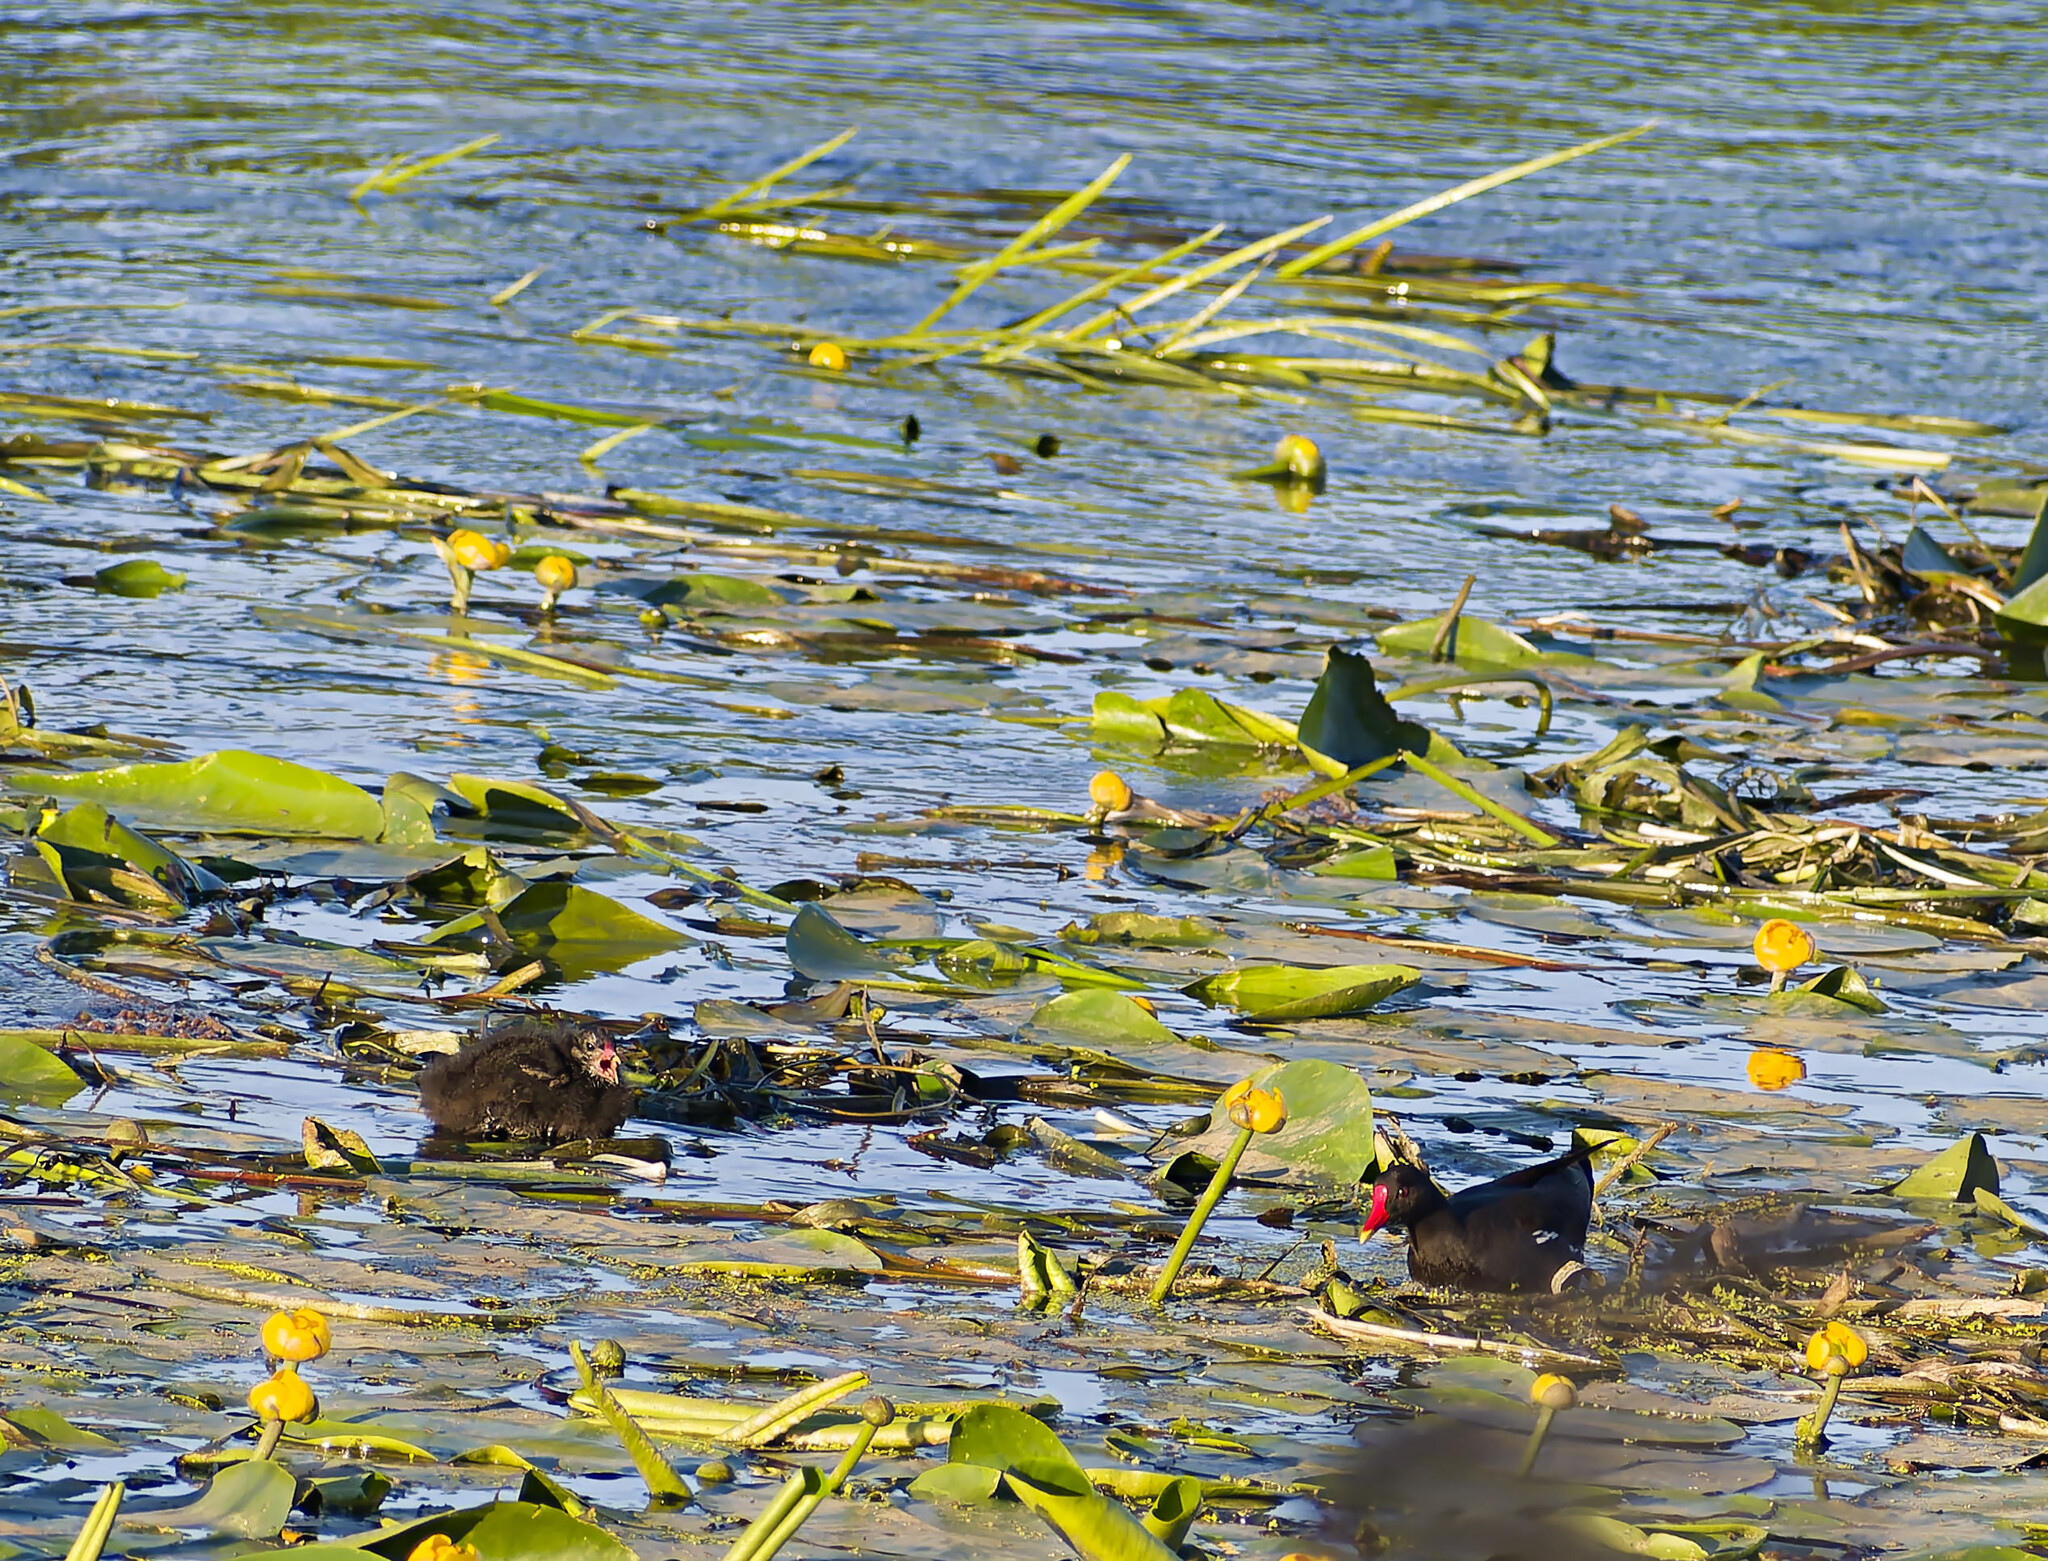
left=580, top=423, right=658, bottom=465
left=1152, top=259, right=1270, bottom=356
left=987, top=224, right=1224, bottom=357
left=350, top=133, right=502, bottom=202
left=1067, top=214, right=1332, bottom=338
left=699, top=128, right=858, bottom=219
left=1275, top=122, right=1656, bottom=279
left=909, top=154, right=1132, bottom=335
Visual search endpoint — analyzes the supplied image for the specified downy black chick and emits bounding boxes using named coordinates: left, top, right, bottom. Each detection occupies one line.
left=417, top=1017, right=633, bottom=1142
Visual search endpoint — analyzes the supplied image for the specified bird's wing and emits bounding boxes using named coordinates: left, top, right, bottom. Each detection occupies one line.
left=1458, top=1186, right=1587, bottom=1254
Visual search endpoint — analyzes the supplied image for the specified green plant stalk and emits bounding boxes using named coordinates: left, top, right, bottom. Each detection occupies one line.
left=1149, top=1124, right=1256, bottom=1304
left=1402, top=750, right=1561, bottom=847
left=721, top=1370, right=870, bottom=1449
left=910, top=155, right=1131, bottom=335
left=1516, top=1404, right=1557, bottom=1478
left=698, top=128, right=858, bottom=219
left=1069, top=215, right=1331, bottom=339
left=985, top=225, right=1225, bottom=358
left=252, top=1418, right=285, bottom=1461
left=720, top=1468, right=816, bottom=1561
left=1218, top=754, right=1400, bottom=840
left=741, top=1421, right=883, bottom=1561
left=571, top=1342, right=692, bottom=1501
left=1276, top=122, right=1655, bottom=279
left=1795, top=1371, right=1844, bottom=1450
left=63, top=1482, right=124, bottom=1561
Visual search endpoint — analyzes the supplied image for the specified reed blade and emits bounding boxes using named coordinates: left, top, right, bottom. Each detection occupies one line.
left=1275, top=122, right=1656, bottom=279
left=1067, top=214, right=1331, bottom=338
left=699, top=128, right=858, bottom=218
left=908, top=154, right=1132, bottom=336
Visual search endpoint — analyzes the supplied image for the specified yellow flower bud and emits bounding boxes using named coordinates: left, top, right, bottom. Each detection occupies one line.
left=1088, top=770, right=1133, bottom=814
left=1222, top=1081, right=1288, bottom=1134
left=1804, top=1321, right=1867, bottom=1372
left=247, top=1366, right=317, bottom=1424
left=1128, top=994, right=1157, bottom=1017
left=406, top=1538, right=480, bottom=1561
left=259, top=1307, right=332, bottom=1364
left=1746, top=1048, right=1805, bottom=1091
left=534, top=555, right=577, bottom=595
left=808, top=341, right=848, bottom=372
left=1530, top=1373, right=1578, bottom=1411
left=1753, top=918, right=1816, bottom=976
left=447, top=529, right=510, bottom=572
left=1273, top=433, right=1326, bottom=482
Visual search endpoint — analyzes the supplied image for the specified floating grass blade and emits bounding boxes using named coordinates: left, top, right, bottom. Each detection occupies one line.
left=570, top=1341, right=692, bottom=1503
left=909, top=154, right=1131, bottom=336
left=580, top=422, right=658, bottom=466
left=349, top=133, right=502, bottom=202
left=1068, top=214, right=1331, bottom=339
left=1276, top=122, right=1655, bottom=279
left=488, top=266, right=547, bottom=306
left=1151, top=258, right=1270, bottom=356
left=698, top=128, right=858, bottom=220
left=63, top=1482, right=124, bottom=1561
left=983, top=224, right=1225, bottom=358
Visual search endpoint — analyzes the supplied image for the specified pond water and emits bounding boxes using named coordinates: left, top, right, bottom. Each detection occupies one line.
left=4, top=4, right=2048, bottom=1558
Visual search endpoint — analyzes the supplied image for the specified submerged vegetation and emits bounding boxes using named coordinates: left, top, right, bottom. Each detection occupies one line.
left=6, top=17, right=2048, bottom=1559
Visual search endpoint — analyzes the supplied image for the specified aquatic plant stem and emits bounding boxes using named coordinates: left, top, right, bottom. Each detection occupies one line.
left=1401, top=751, right=1561, bottom=847
left=1149, top=1124, right=1256, bottom=1305
left=62, top=1482, right=124, bottom=1561
left=1516, top=1404, right=1558, bottom=1478
left=1796, top=1369, right=1845, bottom=1450
left=252, top=1418, right=284, bottom=1460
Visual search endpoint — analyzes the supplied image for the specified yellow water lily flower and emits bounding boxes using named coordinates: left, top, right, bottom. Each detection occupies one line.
left=1804, top=1320, right=1867, bottom=1372
left=447, top=529, right=511, bottom=571
left=1753, top=918, right=1815, bottom=975
left=1221, top=1078, right=1288, bottom=1134
left=1746, top=1049, right=1805, bottom=1091
left=1088, top=770, right=1133, bottom=813
left=247, top=1366, right=317, bottom=1424
left=259, top=1307, right=332, bottom=1364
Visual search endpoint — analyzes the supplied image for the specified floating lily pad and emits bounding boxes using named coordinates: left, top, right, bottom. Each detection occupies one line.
left=1185, top=961, right=1419, bottom=1022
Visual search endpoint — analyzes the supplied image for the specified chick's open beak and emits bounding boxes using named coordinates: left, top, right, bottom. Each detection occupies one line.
left=595, top=1040, right=619, bottom=1084
left=1360, top=1182, right=1390, bottom=1237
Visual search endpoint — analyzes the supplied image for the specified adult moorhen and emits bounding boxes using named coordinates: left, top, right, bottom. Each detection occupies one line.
left=418, top=1016, right=633, bottom=1142
left=1361, top=1144, right=1596, bottom=1294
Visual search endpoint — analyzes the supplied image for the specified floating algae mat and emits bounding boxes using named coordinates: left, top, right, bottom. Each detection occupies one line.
left=5, top=9, right=2048, bottom=1560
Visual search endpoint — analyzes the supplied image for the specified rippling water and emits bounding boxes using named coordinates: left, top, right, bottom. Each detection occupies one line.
left=4, top=3, right=2048, bottom=1553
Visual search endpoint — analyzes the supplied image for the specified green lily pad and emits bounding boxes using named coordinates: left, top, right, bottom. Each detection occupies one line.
left=494, top=882, right=690, bottom=977
left=1892, top=1132, right=1999, bottom=1202
left=26, top=750, right=383, bottom=837
left=1185, top=961, right=1419, bottom=1021
left=1296, top=646, right=1456, bottom=774
left=1023, top=989, right=1177, bottom=1047
left=787, top=901, right=911, bottom=981
left=1060, top=912, right=1222, bottom=947
left=1376, top=613, right=1550, bottom=668
left=1168, top=1056, right=1377, bottom=1188
left=153, top=1458, right=297, bottom=1539
left=0, top=1033, right=87, bottom=1102
left=94, top=557, right=188, bottom=597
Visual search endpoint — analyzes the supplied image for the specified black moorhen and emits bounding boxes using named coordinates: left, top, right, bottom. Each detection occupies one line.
left=417, top=1017, right=633, bottom=1142
left=1361, top=1145, right=1596, bottom=1294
